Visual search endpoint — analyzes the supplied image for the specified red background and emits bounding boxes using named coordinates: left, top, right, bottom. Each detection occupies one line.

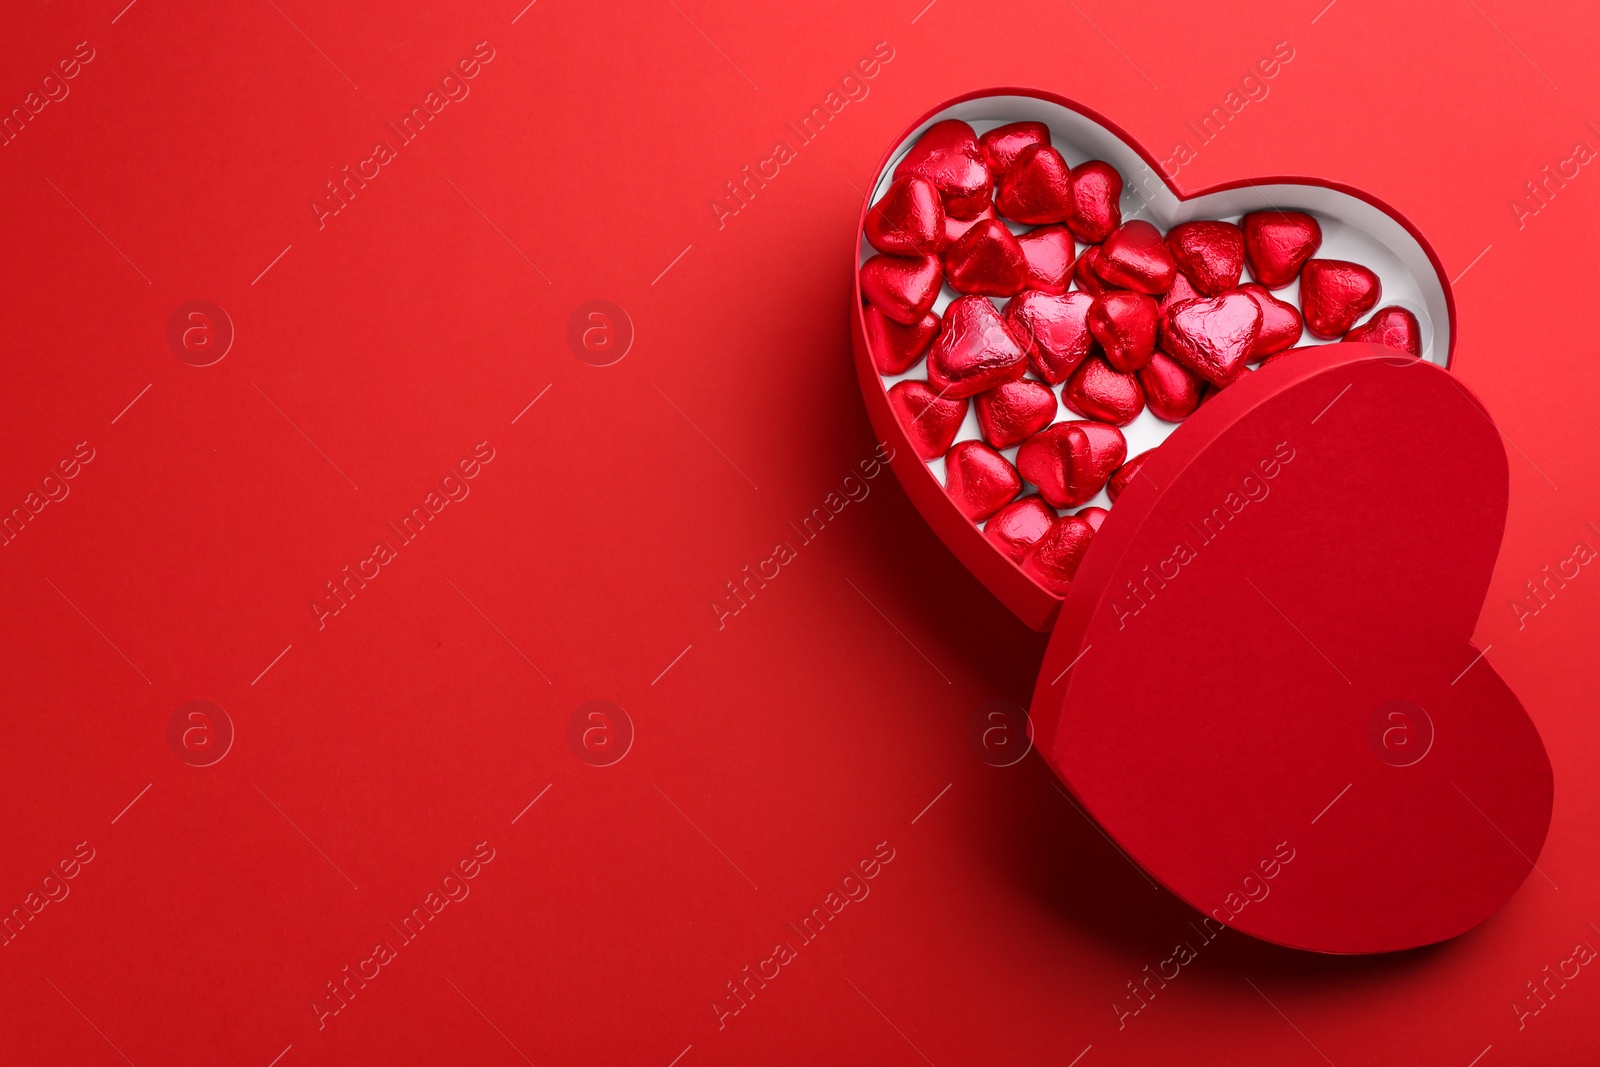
left=1, top=0, right=1597, bottom=1063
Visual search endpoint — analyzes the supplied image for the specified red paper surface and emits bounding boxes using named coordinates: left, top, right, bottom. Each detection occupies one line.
left=1, top=1, right=1597, bottom=1064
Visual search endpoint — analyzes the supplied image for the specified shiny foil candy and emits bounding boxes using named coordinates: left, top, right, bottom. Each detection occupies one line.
left=863, top=118, right=1424, bottom=596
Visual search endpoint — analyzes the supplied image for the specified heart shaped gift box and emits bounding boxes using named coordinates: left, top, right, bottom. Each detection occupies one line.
left=852, top=90, right=1552, bottom=954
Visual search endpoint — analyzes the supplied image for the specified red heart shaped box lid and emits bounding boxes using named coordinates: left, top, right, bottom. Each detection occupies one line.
left=1030, top=343, right=1552, bottom=953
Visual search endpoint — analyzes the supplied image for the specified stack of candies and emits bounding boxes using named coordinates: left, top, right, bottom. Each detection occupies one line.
left=861, top=118, right=1422, bottom=593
